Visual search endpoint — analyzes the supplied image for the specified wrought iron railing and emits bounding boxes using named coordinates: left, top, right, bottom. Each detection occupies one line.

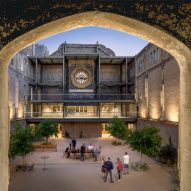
left=29, top=93, right=135, bottom=101
left=24, top=111, right=137, bottom=119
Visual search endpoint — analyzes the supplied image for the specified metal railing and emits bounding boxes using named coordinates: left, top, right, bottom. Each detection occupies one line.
left=29, top=94, right=135, bottom=101
left=24, top=111, right=137, bottom=119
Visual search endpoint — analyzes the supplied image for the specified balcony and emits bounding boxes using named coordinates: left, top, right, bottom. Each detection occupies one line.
left=28, top=93, right=135, bottom=102
left=24, top=111, right=137, bottom=123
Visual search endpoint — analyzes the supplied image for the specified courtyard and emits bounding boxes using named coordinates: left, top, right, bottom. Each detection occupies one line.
left=9, top=138, right=175, bottom=191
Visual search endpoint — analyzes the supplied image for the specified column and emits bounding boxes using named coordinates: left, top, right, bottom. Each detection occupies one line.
left=62, top=54, right=65, bottom=94
left=125, top=58, right=128, bottom=98
left=0, top=64, right=9, bottom=191
left=179, top=64, right=191, bottom=191
left=160, top=64, right=165, bottom=120
left=98, top=55, right=101, bottom=99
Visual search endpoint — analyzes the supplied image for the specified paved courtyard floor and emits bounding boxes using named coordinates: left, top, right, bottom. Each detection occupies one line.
left=9, top=138, right=175, bottom=191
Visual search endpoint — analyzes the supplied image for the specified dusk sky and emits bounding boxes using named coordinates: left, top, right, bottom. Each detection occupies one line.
left=38, top=27, right=148, bottom=56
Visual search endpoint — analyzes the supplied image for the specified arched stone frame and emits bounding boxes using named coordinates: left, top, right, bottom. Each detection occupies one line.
left=0, top=12, right=191, bottom=191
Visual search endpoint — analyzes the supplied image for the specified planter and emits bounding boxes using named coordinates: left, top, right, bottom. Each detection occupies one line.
left=33, top=144, right=57, bottom=152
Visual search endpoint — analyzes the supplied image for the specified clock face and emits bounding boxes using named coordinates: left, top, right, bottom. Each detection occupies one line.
left=75, top=71, right=88, bottom=84
left=71, top=67, right=92, bottom=88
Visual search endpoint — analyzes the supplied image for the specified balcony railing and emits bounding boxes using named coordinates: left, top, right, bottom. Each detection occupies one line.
left=24, top=111, right=137, bottom=119
left=29, top=94, right=135, bottom=102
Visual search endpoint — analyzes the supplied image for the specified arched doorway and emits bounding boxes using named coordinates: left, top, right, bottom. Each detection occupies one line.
left=0, top=12, right=191, bottom=191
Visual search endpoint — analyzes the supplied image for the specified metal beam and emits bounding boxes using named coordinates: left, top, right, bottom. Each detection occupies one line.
left=62, top=48, right=65, bottom=94
left=125, top=57, right=128, bottom=97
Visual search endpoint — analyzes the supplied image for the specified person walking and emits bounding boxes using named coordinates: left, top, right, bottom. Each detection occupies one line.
left=93, top=147, right=98, bottom=162
left=123, top=152, right=129, bottom=175
left=101, top=157, right=106, bottom=179
left=116, top=158, right=123, bottom=181
left=80, top=143, right=86, bottom=161
left=104, top=157, right=114, bottom=183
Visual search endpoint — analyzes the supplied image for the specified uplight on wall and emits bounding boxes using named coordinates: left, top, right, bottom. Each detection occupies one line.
left=166, top=105, right=179, bottom=122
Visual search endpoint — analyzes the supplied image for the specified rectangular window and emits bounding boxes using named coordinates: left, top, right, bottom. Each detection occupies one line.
left=157, top=48, right=160, bottom=60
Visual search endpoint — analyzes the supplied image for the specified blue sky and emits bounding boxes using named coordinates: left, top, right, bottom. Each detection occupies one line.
left=38, top=26, right=148, bottom=56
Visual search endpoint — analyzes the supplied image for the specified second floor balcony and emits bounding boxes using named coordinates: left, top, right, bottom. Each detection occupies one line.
left=29, top=93, right=135, bottom=102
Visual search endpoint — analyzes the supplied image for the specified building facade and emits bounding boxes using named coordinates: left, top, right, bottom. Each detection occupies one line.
left=9, top=43, right=136, bottom=138
left=9, top=42, right=179, bottom=144
left=135, top=43, right=179, bottom=147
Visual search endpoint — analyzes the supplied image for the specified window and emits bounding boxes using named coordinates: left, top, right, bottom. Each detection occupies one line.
left=151, top=52, right=153, bottom=64
left=20, top=62, right=23, bottom=71
left=157, top=48, right=160, bottom=60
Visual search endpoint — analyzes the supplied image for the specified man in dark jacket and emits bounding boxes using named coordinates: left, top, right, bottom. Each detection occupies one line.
left=104, top=157, right=114, bottom=183
left=72, top=138, right=76, bottom=149
left=80, top=143, right=86, bottom=161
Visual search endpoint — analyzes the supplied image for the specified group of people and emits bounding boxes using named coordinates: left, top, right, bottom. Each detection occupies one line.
left=65, top=139, right=101, bottom=162
left=101, top=152, right=129, bottom=183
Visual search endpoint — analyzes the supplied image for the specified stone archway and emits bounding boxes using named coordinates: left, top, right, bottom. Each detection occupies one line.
left=0, top=12, right=191, bottom=191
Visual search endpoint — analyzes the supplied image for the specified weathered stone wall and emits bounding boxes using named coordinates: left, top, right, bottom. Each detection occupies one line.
left=164, top=57, right=180, bottom=122
left=136, top=43, right=179, bottom=123
left=61, top=122, right=102, bottom=138
left=8, top=49, right=34, bottom=127
left=137, top=118, right=178, bottom=148
left=100, top=64, right=120, bottom=82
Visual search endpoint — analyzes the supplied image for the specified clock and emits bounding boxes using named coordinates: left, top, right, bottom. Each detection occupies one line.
left=71, top=67, right=92, bottom=88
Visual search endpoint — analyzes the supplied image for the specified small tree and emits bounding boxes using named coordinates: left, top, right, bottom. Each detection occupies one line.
left=107, top=116, right=127, bottom=139
left=129, top=125, right=162, bottom=163
left=9, top=123, right=33, bottom=166
left=35, top=121, right=58, bottom=144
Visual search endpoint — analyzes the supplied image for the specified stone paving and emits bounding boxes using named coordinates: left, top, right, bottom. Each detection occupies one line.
left=9, top=138, right=175, bottom=191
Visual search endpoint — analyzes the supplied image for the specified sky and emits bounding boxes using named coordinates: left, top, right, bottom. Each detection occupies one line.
left=38, top=26, right=148, bottom=56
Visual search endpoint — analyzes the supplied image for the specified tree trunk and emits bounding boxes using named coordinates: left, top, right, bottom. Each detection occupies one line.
left=22, top=156, right=26, bottom=167
left=45, top=137, right=48, bottom=145
left=140, top=152, right=142, bottom=164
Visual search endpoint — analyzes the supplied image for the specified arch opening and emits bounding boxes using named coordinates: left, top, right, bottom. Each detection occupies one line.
left=1, top=11, right=191, bottom=191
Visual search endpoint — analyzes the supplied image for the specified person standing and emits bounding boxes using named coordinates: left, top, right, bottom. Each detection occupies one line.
left=116, top=158, right=123, bottom=181
left=104, top=157, right=114, bottom=183
left=80, top=143, right=86, bottom=161
left=123, top=152, right=129, bottom=175
left=72, top=138, right=76, bottom=149
left=93, top=147, right=98, bottom=162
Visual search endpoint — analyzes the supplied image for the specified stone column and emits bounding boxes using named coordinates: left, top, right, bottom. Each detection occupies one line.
left=0, top=64, right=9, bottom=191
left=179, top=64, right=191, bottom=191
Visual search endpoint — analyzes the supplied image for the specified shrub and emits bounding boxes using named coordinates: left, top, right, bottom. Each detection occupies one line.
left=9, top=123, right=33, bottom=166
left=130, top=162, right=150, bottom=171
left=159, top=137, right=177, bottom=166
left=112, top=140, right=122, bottom=146
left=35, top=121, right=58, bottom=144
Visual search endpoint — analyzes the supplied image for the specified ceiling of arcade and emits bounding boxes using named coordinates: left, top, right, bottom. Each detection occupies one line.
left=0, top=1, right=191, bottom=50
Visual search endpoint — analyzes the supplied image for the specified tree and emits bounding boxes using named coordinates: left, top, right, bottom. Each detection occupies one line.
left=129, top=125, right=162, bottom=163
left=107, top=116, right=128, bottom=139
left=9, top=123, right=33, bottom=166
left=35, top=121, right=58, bottom=144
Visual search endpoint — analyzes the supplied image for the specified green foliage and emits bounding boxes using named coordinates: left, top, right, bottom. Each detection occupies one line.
left=131, top=162, right=150, bottom=171
left=108, top=116, right=128, bottom=139
left=173, top=169, right=180, bottom=191
left=9, top=123, right=33, bottom=166
left=35, top=121, right=58, bottom=144
left=129, top=125, right=162, bottom=162
left=159, top=137, right=177, bottom=166
left=112, top=140, right=122, bottom=146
